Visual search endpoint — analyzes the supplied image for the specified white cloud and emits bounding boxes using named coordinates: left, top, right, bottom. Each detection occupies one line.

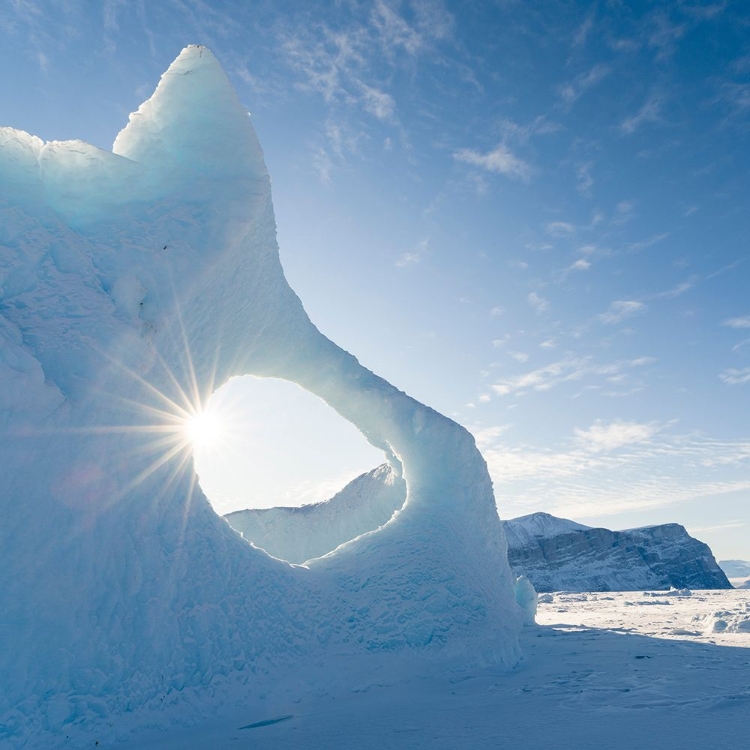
left=574, top=420, right=658, bottom=453
left=453, top=144, right=532, bottom=181
left=472, top=424, right=512, bottom=448
left=492, top=335, right=510, bottom=348
left=577, top=244, right=599, bottom=256
left=396, top=238, right=428, bottom=267
left=626, top=232, right=670, bottom=252
left=576, top=162, right=593, bottom=194
left=651, top=280, right=694, bottom=300
left=528, top=292, right=549, bottom=314
left=690, top=520, right=745, bottom=534
left=572, top=9, right=596, bottom=48
left=508, top=351, right=529, bottom=363
left=720, top=367, right=750, bottom=386
left=312, top=146, right=333, bottom=184
left=370, top=0, right=452, bottom=57
left=474, top=426, right=750, bottom=522
left=491, top=355, right=654, bottom=398
left=360, top=83, right=395, bottom=120
left=545, top=221, right=576, bottom=237
left=599, top=300, right=646, bottom=325
left=558, top=63, right=610, bottom=107
left=568, top=258, right=591, bottom=272
left=490, top=306, right=504, bottom=317
left=621, top=97, right=662, bottom=134
left=722, top=315, right=750, bottom=329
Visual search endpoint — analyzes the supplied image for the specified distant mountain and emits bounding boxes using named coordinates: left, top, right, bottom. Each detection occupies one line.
left=718, top=560, right=750, bottom=578
left=224, top=464, right=731, bottom=591
left=505, top=512, right=731, bottom=592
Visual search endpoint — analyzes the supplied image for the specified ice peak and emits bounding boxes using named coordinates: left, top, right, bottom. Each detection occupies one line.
left=113, top=45, right=266, bottom=183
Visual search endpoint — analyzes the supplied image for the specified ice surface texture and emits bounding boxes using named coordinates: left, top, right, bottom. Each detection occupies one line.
left=0, top=46, right=520, bottom=743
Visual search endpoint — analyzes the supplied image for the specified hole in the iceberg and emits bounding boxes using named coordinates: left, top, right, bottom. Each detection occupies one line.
left=193, top=376, right=406, bottom=563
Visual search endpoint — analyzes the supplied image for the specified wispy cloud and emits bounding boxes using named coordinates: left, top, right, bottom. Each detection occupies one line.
left=566, top=258, right=591, bottom=273
left=576, top=162, right=594, bottom=194
left=690, top=519, right=745, bottom=534
left=571, top=8, right=596, bottom=49
left=528, top=292, right=549, bottom=315
left=720, top=367, right=750, bottom=386
left=359, top=83, right=395, bottom=120
left=574, top=420, right=659, bottom=452
left=621, top=97, right=662, bottom=134
left=599, top=300, right=647, bottom=325
left=396, top=238, right=429, bottom=267
left=626, top=232, right=670, bottom=252
left=647, top=13, right=686, bottom=60
left=473, top=423, right=750, bottom=521
left=545, top=221, right=576, bottom=237
left=453, top=144, right=532, bottom=181
left=312, top=146, right=334, bottom=184
left=508, top=351, right=529, bottom=363
left=651, top=280, right=695, bottom=299
left=722, top=315, right=750, bottom=329
left=491, top=355, right=654, bottom=397
left=558, top=63, right=610, bottom=107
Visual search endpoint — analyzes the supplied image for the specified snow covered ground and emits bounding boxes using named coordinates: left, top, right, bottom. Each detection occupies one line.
left=108, top=589, right=750, bottom=750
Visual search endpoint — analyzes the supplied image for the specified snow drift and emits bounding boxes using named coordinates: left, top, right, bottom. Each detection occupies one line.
left=0, top=46, right=520, bottom=744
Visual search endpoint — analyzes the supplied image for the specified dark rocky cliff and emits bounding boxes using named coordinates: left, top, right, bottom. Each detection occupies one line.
left=505, top=513, right=732, bottom=592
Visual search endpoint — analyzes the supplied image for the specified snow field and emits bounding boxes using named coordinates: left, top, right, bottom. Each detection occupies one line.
left=111, top=589, right=750, bottom=749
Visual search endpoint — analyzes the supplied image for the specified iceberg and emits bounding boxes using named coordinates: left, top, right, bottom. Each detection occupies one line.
left=0, top=46, right=520, bottom=744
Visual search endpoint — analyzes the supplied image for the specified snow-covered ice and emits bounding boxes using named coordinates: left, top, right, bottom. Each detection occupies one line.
left=109, top=588, right=750, bottom=749
left=0, top=46, right=521, bottom=746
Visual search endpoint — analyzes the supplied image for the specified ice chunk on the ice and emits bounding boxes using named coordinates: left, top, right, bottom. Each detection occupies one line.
left=515, top=575, right=538, bottom=626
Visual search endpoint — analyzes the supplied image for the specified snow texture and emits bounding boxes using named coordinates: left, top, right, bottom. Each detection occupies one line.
left=107, top=588, right=750, bottom=749
left=0, top=46, right=521, bottom=746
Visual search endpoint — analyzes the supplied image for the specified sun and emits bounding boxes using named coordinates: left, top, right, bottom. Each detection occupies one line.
left=184, top=407, right=224, bottom=449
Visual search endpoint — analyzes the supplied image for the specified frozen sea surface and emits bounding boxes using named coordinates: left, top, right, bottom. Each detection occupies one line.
left=108, top=589, right=750, bottom=750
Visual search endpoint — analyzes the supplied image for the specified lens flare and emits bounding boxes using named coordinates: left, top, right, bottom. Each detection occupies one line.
left=184, top=408, right=223, bottom=449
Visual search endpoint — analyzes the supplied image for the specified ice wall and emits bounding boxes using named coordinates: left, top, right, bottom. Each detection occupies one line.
left=0, top=46, right=521, bottom=744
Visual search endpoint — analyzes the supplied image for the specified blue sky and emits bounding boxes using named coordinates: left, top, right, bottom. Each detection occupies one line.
left=3, top=1, right=750, bottom=559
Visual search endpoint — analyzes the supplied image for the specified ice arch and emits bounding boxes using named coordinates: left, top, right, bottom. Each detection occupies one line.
left=0, top=46, right=520, bottom=743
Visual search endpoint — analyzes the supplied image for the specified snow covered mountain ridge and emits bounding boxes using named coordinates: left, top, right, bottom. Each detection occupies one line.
left=226, top=465, right=730, bottom=592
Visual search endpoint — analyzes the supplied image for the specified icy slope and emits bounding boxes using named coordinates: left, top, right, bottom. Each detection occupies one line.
left=226, top=464, right=406, bottom=563
left=0, top=46, right=520, bottom=745
left=506, top=514, right=731, bottom=592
